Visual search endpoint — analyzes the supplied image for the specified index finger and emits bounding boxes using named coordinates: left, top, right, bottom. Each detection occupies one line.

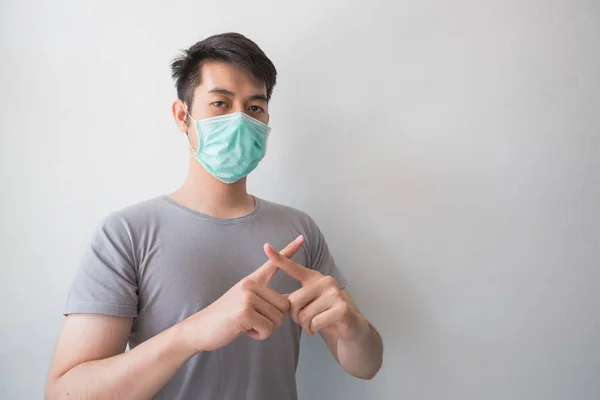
left=248, top=235, right=305, bottom=284
left=263, top=243, right=317, bottom=284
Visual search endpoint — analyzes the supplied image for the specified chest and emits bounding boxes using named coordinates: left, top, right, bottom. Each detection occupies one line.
left=131, top=226, right=306, bottom=339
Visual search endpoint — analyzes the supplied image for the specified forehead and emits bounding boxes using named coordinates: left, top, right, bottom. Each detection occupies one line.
left=195, top=61, right=267, bottom=96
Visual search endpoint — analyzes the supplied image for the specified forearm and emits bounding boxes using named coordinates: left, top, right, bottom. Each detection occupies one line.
left=336, top=320, right=383, bottom=380
left=46, top=323, right=195, bottom=400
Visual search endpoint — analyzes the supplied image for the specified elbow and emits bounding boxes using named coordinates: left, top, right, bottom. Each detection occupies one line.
left=361, top=370, right=379, bottom=381
left=358, top=363, right=382, bottom=381
left=360, top=353, right=383, bottom=380
left=351, top=370, right=378, bottom=380
left=349, top=356, right=383, bottom=380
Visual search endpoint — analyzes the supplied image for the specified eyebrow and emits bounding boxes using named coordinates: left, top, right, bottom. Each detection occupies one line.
left=249, top=94, right=268, bottom=103
left=208, top=87, right=268, bottom=103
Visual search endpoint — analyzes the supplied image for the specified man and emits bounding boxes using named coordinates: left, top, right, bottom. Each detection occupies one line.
left=46, top=33, right=383, bottom=400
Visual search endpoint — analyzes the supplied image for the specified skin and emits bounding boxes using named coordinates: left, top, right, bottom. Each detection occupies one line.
left=45, top=61, right=383, bottom=400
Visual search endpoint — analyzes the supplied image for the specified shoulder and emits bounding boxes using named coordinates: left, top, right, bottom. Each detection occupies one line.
left=96, top=196, right=168, bottom=237
left=257, top=197, right=314, bottom=221
left=256, top=197, right=322, bottom=234
left=111, top=196, right=168, bottom=221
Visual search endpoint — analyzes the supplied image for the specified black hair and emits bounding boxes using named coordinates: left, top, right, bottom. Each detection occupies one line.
left=171, top=33, right=277, bottom=112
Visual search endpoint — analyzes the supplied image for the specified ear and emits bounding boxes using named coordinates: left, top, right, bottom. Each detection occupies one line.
left=172, top=99, right=190, bottom=134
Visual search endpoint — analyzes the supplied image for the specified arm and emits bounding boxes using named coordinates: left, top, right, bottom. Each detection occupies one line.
left=45, top=313, right=194, bottom=400
left=319, top=289, right=383, bottom=380
left=47, top=236, right=305, bottom=400
left=263, top=245, right=384, bottom=380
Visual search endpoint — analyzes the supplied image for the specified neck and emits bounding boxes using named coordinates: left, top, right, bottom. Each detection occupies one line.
left=169, top=160, right=255, bottom=219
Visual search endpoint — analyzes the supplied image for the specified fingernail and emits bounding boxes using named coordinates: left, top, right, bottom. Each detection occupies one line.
left=295, top=235, right=304, bottom=242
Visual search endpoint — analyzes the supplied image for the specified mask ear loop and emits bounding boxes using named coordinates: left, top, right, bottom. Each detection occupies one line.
left=184, top=107, right=199, bottom=155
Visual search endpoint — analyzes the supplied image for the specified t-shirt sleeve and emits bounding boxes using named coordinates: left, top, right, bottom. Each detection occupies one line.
left=307, top=217, right=347, bottom=290
left=64, top=213, right=138, bottom=317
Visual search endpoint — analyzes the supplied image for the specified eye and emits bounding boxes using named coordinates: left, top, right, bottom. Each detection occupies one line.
left=249, top=105, right=264, bottom=113
left=212, top=101, right=228, bottom=108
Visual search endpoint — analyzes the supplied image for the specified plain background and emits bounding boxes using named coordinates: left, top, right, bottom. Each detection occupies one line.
left=1, top=0, right=599, bottom=399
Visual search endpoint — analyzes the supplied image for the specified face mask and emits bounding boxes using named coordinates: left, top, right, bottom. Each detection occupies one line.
left=186, top=111, right=271, bottom=183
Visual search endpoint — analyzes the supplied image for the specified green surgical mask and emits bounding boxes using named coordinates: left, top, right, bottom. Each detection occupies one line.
left=186, top=111, right=271, bottom=183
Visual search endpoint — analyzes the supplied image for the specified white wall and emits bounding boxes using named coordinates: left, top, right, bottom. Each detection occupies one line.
left=1, top=0, right=599, bottom=398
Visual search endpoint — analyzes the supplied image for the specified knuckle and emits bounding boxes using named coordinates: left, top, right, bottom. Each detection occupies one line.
left=242, top=291, right=255, bottom=303
left=272, top=310, right=284, bottom=325
left=300, top=317, right=310, bottom=328
left=239, top=279, right=254, bottom=290
left=236, top=304, right=252, bottom=321
left=298, top=312, right=307, bottom=324
left=322, top=275, right=337, bottom=286
left=236, top=305, right=252, bottom=320
left=243, top=302, right=254, bottom=314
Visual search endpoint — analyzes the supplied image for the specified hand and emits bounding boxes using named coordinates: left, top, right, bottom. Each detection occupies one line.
left=182, top=235, right=305, bottom=352
left=263, top=243, right=369, bottom=343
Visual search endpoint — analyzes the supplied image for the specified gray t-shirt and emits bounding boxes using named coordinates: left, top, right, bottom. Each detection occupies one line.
left=64, top=195, right=346, bottom=400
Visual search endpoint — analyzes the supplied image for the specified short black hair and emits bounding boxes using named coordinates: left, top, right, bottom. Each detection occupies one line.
left=171, top=33, right=277, bottom=111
